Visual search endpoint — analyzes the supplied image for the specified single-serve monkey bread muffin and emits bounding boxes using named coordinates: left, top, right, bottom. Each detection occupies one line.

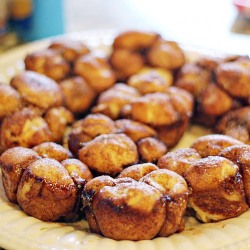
left=0, top=145, right=92, bottom=221
left=83, top=163, right=188, bottom=240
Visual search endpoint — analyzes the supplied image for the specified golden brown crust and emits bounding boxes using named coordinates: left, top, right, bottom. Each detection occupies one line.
left=84, top=175, right=116, bottom=195
left=191, top=134, right=243, bottom=158
left=45, top=106, right=74, bottom=143
left=24, top=49, right=70, bottom=81
left=0, top=147, right=40, bottom=202
left=147, top=39, right=185, bottom=69
left=72, top=113, right=116, bottom=137
left=219, top=145, right=250, bottom=205
left=0, top=108, right=53, bottom=150
left=216, top=107, right=250, bottom=143
left=33, top=142, right=71, bottom=162
left=78, top=134, right=138, bottom=175
left=138, top=137, right=167, bottom=162
left=68, top=113, right=116, bottom=156
left=49, top=39, right=89, bottom=62
left=131, top=92, right=179, bottom=126
left=117, top=163, right=159, bottom=181
left=157, top=148, right=201, bottom=176
left=17, top=158, right=77, bottom=221
left=0, top=84, right=21, bottom=119
left=127, top=67, right=173, bottom=94
left=60, top=76, right=96, bottom=113
left=92, top=83, right=140, bottom=119
left=196, top=55, right=242, bottom=71
left=113, top=31, right=160, bottom=50
left=184, top=156, right=248, bottom=222
left=141, top=169, right=188, bottom=236
left=83, top=166, right=188, bottom=240
left=110, top=48, right=145, bottom=78
left=196, top=55, right=243, bottom=71
left=166, top=86, right=194, bottom=117
left=62, top=158, right=93, bottom=185
left=11, top=71, right=63, bottom=110
left=175, top=63, right=210, bottom=97
left=216, top=60, right=250, bottom=98
left=186, top=157, right=235, bottom=190
left=74, top=54, right=116, bottom=93
left=83, top=175, right=166, bottom=240
left=150, top=87, right=193, bottom=148
left=111, top=31, right=160, bottom=80
left=83, top=175, right=116, bottom=234
left=198, top=83, right=233, bottom=116
left=92, top=181, right=165, bottom=240
left=115, top=119, right=156, bottom=142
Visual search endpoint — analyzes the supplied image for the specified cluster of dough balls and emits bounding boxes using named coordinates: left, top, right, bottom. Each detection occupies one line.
left=110, top=31, right=185, bottom=80
left=0, top=30, right=250, bottom=241
left=83, top=163, right=188, bottom=240
left=91, top=83, right=193, bottom=148
left=0, top=72, right=74, bottom=152
left=175, top=54, right=250, bottom=142
left=82, top=134, right=250, bottom=240
left=0, top=31, right=196, bottom=155
left=68, top=113, right=167, bottom=174
left=0, top=142, right=92, bottom=221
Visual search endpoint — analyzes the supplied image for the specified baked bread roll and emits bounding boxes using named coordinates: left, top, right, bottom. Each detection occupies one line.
left=11, top=71, right=63, bottom=111
left=25, top=49, right=70, bottom=81
left=17, top=158, right=77, bottom=221
left=216, top=107, right=250, bottom=144
left=115, top=119, right=156, bottom=142
left=32, top=142, right=71, bottom=162
left=78, top=133, right=138, bottom=175
left=216, top=59, right=250, bottom=98
left=184, top=156, right=248, bottom=222
left=0, top=107, right=53, bottom=150
left=137, top=137, right=167, bottom=162
left=74, top=54, right=116, bottom=93
left=219, top=145, right=250, bottom=205
left=0, top=84, right=21, bottom=120
left=60, top=76, right=96, bottom=114
left=45, top=106, right=74, bottom=143
left=158, top=148, right=201, bottom=176
left=0, top=147, right=40, bottom=202
left=83, top=163, right=188, bottom=240
left=127, top=67, right=173, bottom=94
left=49, top=39, right=89, bottom=62
left=191, top=134, right=243, bottom=158
left=147, top=39, right=185, bottom=69
left=92, top=83, right=140, bottom=119
left=68, top=113, right=116, bottom=156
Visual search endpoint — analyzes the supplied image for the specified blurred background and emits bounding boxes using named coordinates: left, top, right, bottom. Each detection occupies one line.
left=0, top=0, right=250, bottom=54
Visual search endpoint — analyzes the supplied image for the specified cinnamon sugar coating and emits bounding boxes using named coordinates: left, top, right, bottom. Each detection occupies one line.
left=25, top=49, right=70, bottom=81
